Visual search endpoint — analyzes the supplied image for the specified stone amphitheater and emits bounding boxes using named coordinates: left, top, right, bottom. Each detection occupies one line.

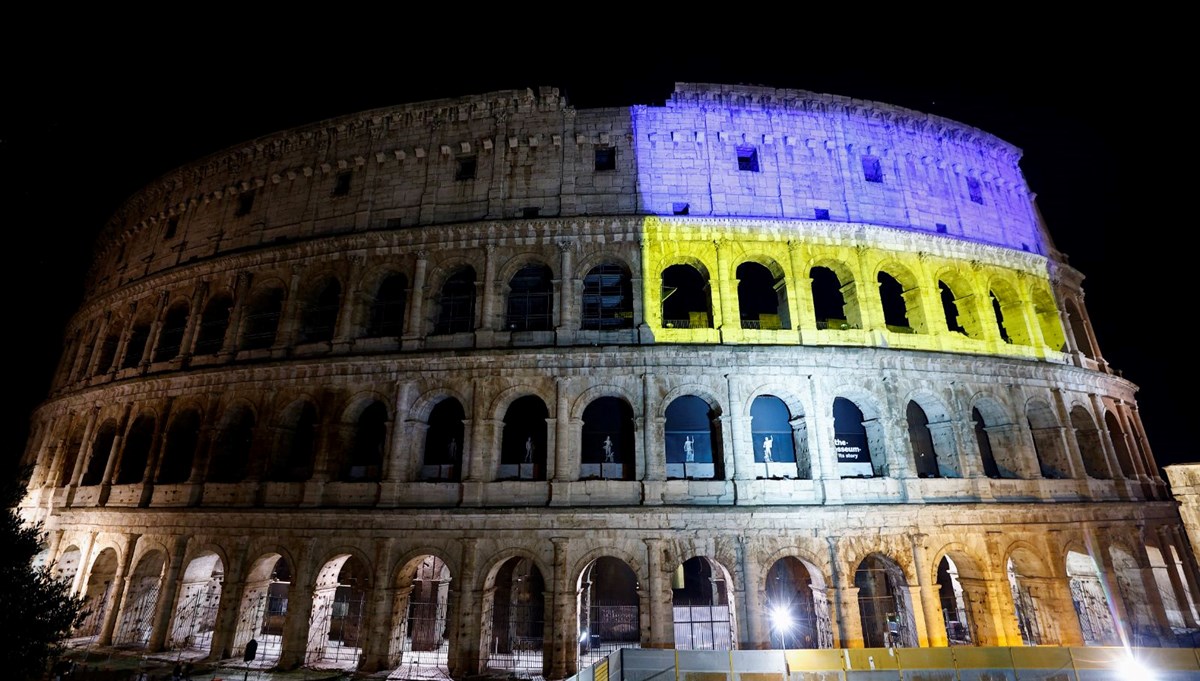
left=17, top=83, right=1200, bottom=679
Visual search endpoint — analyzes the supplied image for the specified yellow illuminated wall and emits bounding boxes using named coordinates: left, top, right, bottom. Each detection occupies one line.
left=640, top=216, right=1067, bottom=361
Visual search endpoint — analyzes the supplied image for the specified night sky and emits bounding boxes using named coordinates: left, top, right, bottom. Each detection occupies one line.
left=3, top=38, right=1176, bottom=478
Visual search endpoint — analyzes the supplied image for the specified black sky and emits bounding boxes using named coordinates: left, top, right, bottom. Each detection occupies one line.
left=3, top=32, right=1180, bottom=477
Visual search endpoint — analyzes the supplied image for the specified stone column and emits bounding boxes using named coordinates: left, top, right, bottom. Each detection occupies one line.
left=97, top=406, right=132, bottom=504
left=332, top=256, right=364, bottom=347
left=1134, top=542, right=1178, bottom=645
left=140, top=290, right=169, bottom=368
left=1158, top=525, right=1200, bottom=627
left=727, top=375, right=754, bottom=482
left=643, top=538, right=671, bottom=648
left=788, top=242, right=815, bottom=340
left=554, top=378, right=571, bottom=483
left=110, top=302, right=137, bottom=373
left=219, top=271, right=252, bottom=358
left=207, top=539, right=247, bottom=660
left=147, top=536, right=188, bottom=651
left=827, top=537, right=861, bottom=647
left=98, top=533, right=140, bottom=646
left=85, top=314, right=112, bottom=377
left=67, top=407, right=100, bottom=489
left=713, top=240, right=735, bottom=336
left=277, top=554, right=314, bottom=669
left=479, top=244, right=498, bottom=332
left=558, top=241, right=575, bottom=333
left=403, top=251, right=428, bottom=344
left=1083, top=527, right=1135, bottom=645
left=737, top=538, right=765, bottom=649
left=642, top=374, right=665, bottom=484
left=358, top=538, right=395, bottom=672
left=273, top=265, right=305, bottom=351
left=1049, top=388, right=1084, bottom=479
left=178, top=280, right=210, bottom=361
left=450, top=538, right=480, bottom=678
left=910, top=535, right=947, bottom=647
left=549, top=537, right=573, bottom=678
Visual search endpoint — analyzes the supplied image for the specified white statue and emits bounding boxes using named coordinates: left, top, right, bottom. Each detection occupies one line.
left=524, top=436, right=533, bottom=463
left=762, top=435, right=773, bottom=463
left=603, top=436, right=614, bottom=462
left=683, top=435, right=695, bottom=462
left=447, top=438, right=457, bottom=461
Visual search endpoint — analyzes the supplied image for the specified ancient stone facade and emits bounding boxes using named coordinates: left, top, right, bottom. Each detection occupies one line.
left=19, top=84, right=1200, bottom=679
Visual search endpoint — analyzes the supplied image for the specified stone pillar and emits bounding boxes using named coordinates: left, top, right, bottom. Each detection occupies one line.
left=67, top=407, right=100, bottom=489
left=273, top=265, right=305, bottom=351
left=178, top=280, right=209, bottom=361
left=98, top=533, right=140, bottom=646
left=85, top=313, right=112, bottom=377
left=110, top=302, right=137, bottom=373
left=642, top=374, right=665, bottom=484
left=71, top=532, right=98, bottom=598
left=1049, top=388, right=1085, bottom=479
left=358, top=538, right=395, bottom=672
left=97, top=406, right=132, bottom=504
left=1087, top=393, right=1123, bottom=480
left=737, top=538, right=766, bottom=649
left=1083, top=527, right=1136, bottom=645
left=404, top=251, right=428, bottom=343
left=277, top=555, right=314, bottom=669
left=554, top=378, right=571, bottom=483
left=141, top=290, right=169, bottom=368
left=910, top=535, right=947, bottom=647
left=479, top=244, right=498, bottom=332
left=386, top=381, right=415, bottom=483
left=788, top=242, right=815, bottom=340
left=644, top=538, right=671, bottom=648
left=727, top=375, right=754, bottom=481
left=713, top=240, right=734, bottom=335
left=450, top=538, right=480, bottom=678
left=207, top=539, right=247, bottom=660
left=1159, top=525, right=1200, bottom=627
left=549, top=537, right=573, bottom=679
left=219, top=271, right=252, bottom=358
left=332, top=256, right=364, bottom=347
left=835, top=585, right=863, bottom=647
left=558, top=241, right=575, bottom=332
left=147, top=536, right=188, bottom=651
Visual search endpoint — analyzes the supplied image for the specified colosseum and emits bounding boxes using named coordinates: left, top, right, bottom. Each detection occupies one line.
left=17, top=83, right=1200, bottom=678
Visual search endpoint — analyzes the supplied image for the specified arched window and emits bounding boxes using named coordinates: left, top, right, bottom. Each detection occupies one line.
left=1071, top=406, right=1110, bottom=479
left=298, top=278, right=341, bottom=344
left=484, top=558, right=545, bottom=675
left=269, top=402, right=318, bottom=482
left=578, top=557, right=641, bottom=665
left=736, top=262, right=789, bottom=330
left=422, top=399, right=465, bottom=482
left=906, top=402, right=940, bottom=479
left=580, top=397, right=635, bottom=480
left=366, top=273, right=407, bottom=338
left=764, top=557, right=829, bottom=649
left=499, top=396, right=548, bottom=480
left=972, top=407, right=1002, bottom=479
left=661, top=264, right=712, bottom=329
left=581, top=263, right=633, bottom=330
left=810, top=266, right=849, bottom=329
left=194, top=294, right=232, bottom=356
left=1065, top=299, right=1094, bottom=359
left=80, top=421, right=118, bottom=486
left=1033, top=288, right=1066, bottom=352
left=936, top=556, right=973, bottom=645
left=157, top=409, right=201, bottom=484
left=1027, top=400, right=1070, bottom=479
left=241, top=287, right=285, bottom=351
left=1104, top=411, right=1137, bottom=478
left=506, top=264, right=553, bottom=331
left=154, top=303, right=190, bottom=362
left=341, top=401, right=387, bottom=482
left=990, top=292, right=1010, bottom=343
left=208, top=408, right=255, bottom=483
left=665, top=395, right=722, bottom=480
left=435, top=268, right=476, bottom=335
left=672, top=557, right=735, bottom=650
left=939, top=281, right=968, bottom=335
left=855, top=554, right=917, bottom=648
left=833, top=397, right=877, bottom=478
left=750, top=395, right=798, bottom=478
left=877, top=272, right=913, bottom=333
left=95, top=322, right=123, bottom=375
left=117, top=416, right=154, bottom=483
left=58, top=427, right=85, bottom=487
left=1067, top=550, right=1120, bottom=645
left=122, top=317, right=152, bottom=369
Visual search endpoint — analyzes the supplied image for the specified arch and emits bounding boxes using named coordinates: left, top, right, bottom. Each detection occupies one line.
left=1007, top=546, right=1052, bottom=645
left=422, top=398, right=466, bottom=482
left=482, top=556, right=546, bottom=677
left=298, top=276, right=343, bottom=344
left=207, top=404, right=255, bottom=483
left=751, top=395, right=808, bottom=479
left=338, top=400, right=388, bottom=482
left=971, top=394, right=1024, bottom=479
left=365, top=272, right=408, bottom=338
left=115, top=413, right=156, bottom=485
left=764, top=556, right=831, bottom=649
left=153, top=300, right=191, bottom=362
left=268, top=398, right=319, bottom=483
left=121, top=306, right=155, bottom=369
left=232, top=553, right=291, bottom=666
left=506, top=262, right=554, bottom=332
left=194, top=291, right=233, bottom=356
left=988, top=278, right=1033, bottom=346
left=736, top=260, right=790, bottom=330
left=434, top=266, right=477, bottom=335
left=937, top=276, right=982, bottom=338
left=157, top=407, right=202, bottom=484
left=306, top=553, right=371, bottom=668
left=810, top=264, right=857, bottom=329
left=935, top=555, right=973, bottom=645
left=832, top=396, right=884, bottom=478
left=389, top=554, right=452, bottom=676
left=876, top=261, right=927, bottom=334
left=54, top=545, right=83, bottom=586
left=1070, top=405, right=1110, bottom=479
left=95, top=317, right=124, bottom=375
left=578, top=556, right=640, bottom=667
left=1065, top=298, right=1094, bottom=358
left=581, top=262, right=634, bottom=330
left=581, top=397, right=636, bottom=481
left=661, top=263, right=713, bottom=329
left=80, top=419, right=119, bottom=486
left=1065, top=550, right=1119, bottom=645
left=673, top=556, right=737, bottom=650
left=240, top=284, right=286, bottom=350
left=904, top=396, right=960, bottom=478
left=1109, top=543, right=1157, bottom=645
left=167, top=552, right=224, bottom=655
left=1145, top=544, right=1187, bottom=630
left=114, top=549, right=167, bottom=648
left=58, top=423, right=86, bottom=487
left=854, top=553, right=917, bottom=648
left=77, top=547, right=119, bottom=640
left=1027, top=399, right=1070, bottom=479
left=1104, top=411, right=1137, bottom=478
left=665, top=395, right=723, bottom=480
left=499, top=395, right=549, bottom=481
left=1032, top=287, right=1067, bottom=352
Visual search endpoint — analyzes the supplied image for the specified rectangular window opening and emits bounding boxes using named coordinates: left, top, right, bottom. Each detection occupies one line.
left=967, top=176, right=984, bottom=204
left=672, top=202, right=690, bottom=216
left=936, top=223, right=948, bottom=233
left=814, top=208, right=830, bottom=220
left=521, top=207, right=540, bottom=218
left=456, top=156, right=477, bottom=181
left=163, top=216, right=179, bottom=240
left=594, top=146, right=615, bottom=171
left=862, top=156, right=883, bottom=183
left=235, top=191, right=255, bottom=217
left=333, top=171, right=353, bottom=196
left=737, top=146, right=760, bottom=172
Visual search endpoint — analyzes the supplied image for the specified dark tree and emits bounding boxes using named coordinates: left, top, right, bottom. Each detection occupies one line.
left=0, top=468, right=87, bottom=680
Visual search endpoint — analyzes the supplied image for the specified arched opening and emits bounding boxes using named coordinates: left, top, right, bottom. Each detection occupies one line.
left=1169, top=545, right=1200, bottom=626
left=936, top=556, right=973, bottom=645
left=1110, top=545, right=1157, bottom=646
left=751, top=395, right=806, bottom=479
left=269, top=401, right=318, bottom=483
left=483, top=557, right=545, bottom=678
left=938, top=281, right=969, bottom=336
left=990, top=292, right=1010, bottom=344
left=1065, top=299, right=1094, bottom=359
left=578, top=556, right=640, bottom=667
left=1145, top=545, right=1189, bottom=632
left=1104, top=412, right=1137, bottom=478
left=114, top=550, right=167, bottom=648
left=1033, top=288, right=1066, bottom=352
left=154, top=303, right=190, bottom=362
left=389, top=555, right=452, bottom=678
left=582, top=263, right=633, bottom=330
left=54, top=546, right=82, bottom=586
left=1071, top=406, right=1110, bottom=479
left=207, top=407, right=255, bottom=483
left=241, top=287, right=285, bottom=351
left=1066, top=550, right=1119, bottom=645
left=665, top=395, right=723, bottom=480
left=907, top=401, right=940, bottom=479
left=1027, top=400, right=1070, bottom=479
left=854, top=554, right=917, bottom=648
left=435, top=267, right=476, bottom=335
left=58, top=426, right=85, bottom=487
left=115, top=415, right=155, bottom=485
left=972, top=408, right=1002, bottom=479
left=506, top=263, right=554, bottom=332
left=661, top=264, right=712, bottom=329
left=810, top=266, right=850, bottom=330
left=168, top=553, right=223, bottom=655
left=833, top=397, right=881, bottom=478
left=764, top=557, right=830, bottom=649
left=95, top=321, right=123, bottom=374
left=877, top=271, right=914, bottom=333
left=194, top=294, right=232, bottom=356
left=580, top=397, right=635, bottom=481
left=232, top=554, right=290, bottom=667
left=122, top=315, right=153, bottom=369
left=990, top=283, right=1034, bottom=346
left=672, top=556, right=735, bottom=650
left=157, top=409, right=201, bottom=484
left=422, top=399, right=466, bottom=482
left=737, top=261, right=789, bottom=330
left=340, top=401, right=387, bottom=482
left=80, top=420, right=118, bottom=486
left=299, top=278, right=342, bottom=344
left=499, top=396, right=548, bottom=481
left=307, top=554, right=370, bottom=669
left=76, top=548, right=118, bottom=641
left=366, top=273, right=408, bottom=338
left=1007, top=551, right=1049, bottom=646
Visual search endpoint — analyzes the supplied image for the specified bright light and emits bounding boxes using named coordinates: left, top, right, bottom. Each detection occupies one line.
left=768, top=605, right=793, bottom=632
left=579, top=628, right=589, bottom=643
left=1116, top=653, right=1155, bottom=680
